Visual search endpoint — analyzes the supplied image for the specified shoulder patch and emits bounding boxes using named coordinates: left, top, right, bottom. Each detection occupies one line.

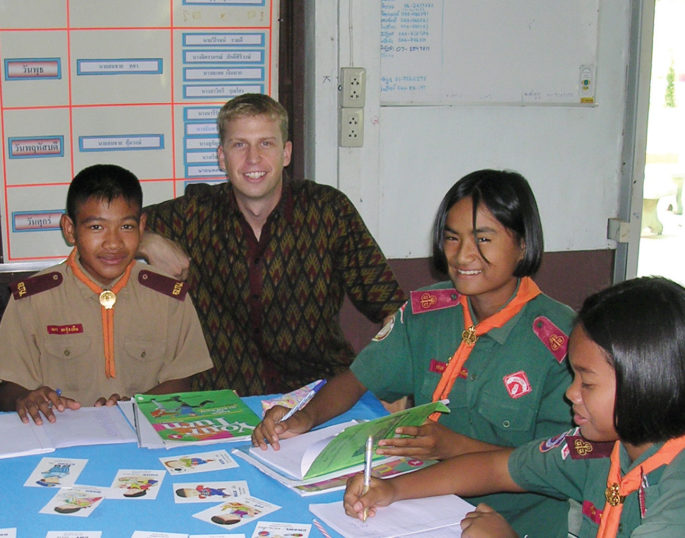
left=566, top=435, right=614, bottom=460
left=532, top=316, right=568, bottom=363
left=410, top=289, right=460, bottom=314
left=10, top=272, right=63, bottom=300
left=138, top=270, right=188, bottom=301
left=539, top=429, right=574, bottom=453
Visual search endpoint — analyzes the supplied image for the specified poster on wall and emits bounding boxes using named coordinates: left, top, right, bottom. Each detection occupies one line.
left=380, top=0, right=598, bottom=106
left=0, top=0, right=278, bottom=264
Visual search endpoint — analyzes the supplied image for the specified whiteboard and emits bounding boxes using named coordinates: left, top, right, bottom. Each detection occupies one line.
left=380, top=0, right=599, bottom=105
left=0, top=0, right=278, bottom=264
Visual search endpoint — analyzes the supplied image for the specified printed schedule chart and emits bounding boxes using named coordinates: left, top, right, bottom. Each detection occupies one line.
left=0, top=0, right=278, bottom=263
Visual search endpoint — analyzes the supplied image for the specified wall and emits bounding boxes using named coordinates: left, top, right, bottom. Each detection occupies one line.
left=303, top=0, right=632, bottom=335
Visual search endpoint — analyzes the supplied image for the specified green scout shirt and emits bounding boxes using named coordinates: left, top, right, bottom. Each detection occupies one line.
left=351, top=280, right=575, bottom=538
left=510, top=429, right=685, bottom=537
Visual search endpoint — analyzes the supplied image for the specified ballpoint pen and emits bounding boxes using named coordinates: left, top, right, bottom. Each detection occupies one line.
left=362, top=434, right=373, bottom=522
left=279, top=379, right=327, bottom=422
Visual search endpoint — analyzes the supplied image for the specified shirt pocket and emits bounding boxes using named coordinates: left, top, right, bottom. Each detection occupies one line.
left=43, top=334, right=92, bottom=392
left=123, top=338, right=164, bottom=364
left=476, top=389, right=536, bottom=440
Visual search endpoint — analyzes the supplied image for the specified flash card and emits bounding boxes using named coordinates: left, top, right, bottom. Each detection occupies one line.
left=160, top=450, right=238, bottom=475
left=24, top=457, right=87, bottom=488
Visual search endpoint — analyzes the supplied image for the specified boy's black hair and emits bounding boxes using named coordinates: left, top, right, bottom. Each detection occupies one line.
left=432, top=169, right=543, bottom=276
left=66, top=164, right=142, bottom=222
left=577, top=276, right=685, bottom=445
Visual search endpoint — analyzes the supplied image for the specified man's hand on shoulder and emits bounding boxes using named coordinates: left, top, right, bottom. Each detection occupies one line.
left=137, top=231, right=190, bottom=280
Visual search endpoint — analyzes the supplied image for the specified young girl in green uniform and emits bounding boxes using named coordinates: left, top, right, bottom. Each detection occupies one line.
left=344, top=276, right=685, bottom=537
left=254, top=169, right=575, bottom=536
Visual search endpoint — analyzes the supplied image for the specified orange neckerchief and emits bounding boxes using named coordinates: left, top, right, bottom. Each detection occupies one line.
left=596, top=435, right=685, bottom=538
left=66, top=248, right=135, bottom=378
left=429, top=277, right=541, bottom=421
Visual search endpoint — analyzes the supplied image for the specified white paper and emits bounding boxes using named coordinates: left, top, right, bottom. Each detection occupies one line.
left=309, top=495, right=474, bottom=538
left=247, top=421, right=355, bottom=479
left=0, top=413, right=53, bottom=459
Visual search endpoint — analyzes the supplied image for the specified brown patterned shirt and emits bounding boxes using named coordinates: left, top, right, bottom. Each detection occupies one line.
left=144, top=178, right=406, bottom=395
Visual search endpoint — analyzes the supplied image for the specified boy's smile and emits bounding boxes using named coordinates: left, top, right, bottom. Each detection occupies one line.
left=61, top=196, right=145, bottom=287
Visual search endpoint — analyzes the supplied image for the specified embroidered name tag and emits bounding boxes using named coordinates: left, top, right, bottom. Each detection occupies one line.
left=47, top=324, right=84, bottom=335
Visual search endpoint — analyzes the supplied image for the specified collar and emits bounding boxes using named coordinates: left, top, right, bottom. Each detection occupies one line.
left=464, top=280, right=528, bottom=345
left=66, top=255, right=132, bottom=302
left=225, top=174, right=295, bottom=226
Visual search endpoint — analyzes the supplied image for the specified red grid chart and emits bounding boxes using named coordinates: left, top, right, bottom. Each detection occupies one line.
left=0, top=0, right=277, bottom=263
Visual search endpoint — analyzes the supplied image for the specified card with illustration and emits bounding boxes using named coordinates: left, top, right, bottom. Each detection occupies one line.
left=173, top=480, right=249, bottom=503
left=160, top=449, right=238, bottom=475
left=39, top=485, right=107, bottom=517
left=131, top=531, right=188, bottom=538
left=251, top=521, right=311, bottom=538
left=44, top=531, right=102, bottom=538
left=109, top=469, right=165, bottom=499
left=24, top=457, right=87, bottom=488
left=193, top=495, right=280, bottom=530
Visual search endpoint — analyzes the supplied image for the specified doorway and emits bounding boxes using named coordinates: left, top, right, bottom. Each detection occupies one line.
left=637, top=0, right=685, bottom=284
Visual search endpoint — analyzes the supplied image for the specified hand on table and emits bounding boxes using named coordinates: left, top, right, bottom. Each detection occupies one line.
left=16, top=386, right=80, bottom=425
left=94, top=394, right=130, bottom=407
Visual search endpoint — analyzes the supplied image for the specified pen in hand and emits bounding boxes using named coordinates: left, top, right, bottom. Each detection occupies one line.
left=279, top=379, right=327, bottom=422
left=362, top=435, right=373, bottom=522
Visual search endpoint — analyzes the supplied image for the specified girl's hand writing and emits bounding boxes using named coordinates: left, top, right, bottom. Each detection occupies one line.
left=343, top=472, right=396, bottom=520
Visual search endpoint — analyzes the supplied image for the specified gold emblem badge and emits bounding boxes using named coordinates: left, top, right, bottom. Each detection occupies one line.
left=420, top=293, right=437, bottom=309
left=605, top=483, right=625, bottom=506
left=574, top=438, right=593, bottom=456
left=549, top=334, right=565, bottom=351
left=99, top=290, right=116, bottom=309
left=462, top=325, right=478, bottom=345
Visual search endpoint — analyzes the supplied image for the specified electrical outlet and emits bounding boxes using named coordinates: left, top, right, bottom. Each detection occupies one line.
left=339, top=107, right=364, bottom=147
left=340, top=67, right=366, bottom=107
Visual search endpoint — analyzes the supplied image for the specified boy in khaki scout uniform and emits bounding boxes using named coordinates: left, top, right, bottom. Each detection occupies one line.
left=0, top=164, right=212, bottom=425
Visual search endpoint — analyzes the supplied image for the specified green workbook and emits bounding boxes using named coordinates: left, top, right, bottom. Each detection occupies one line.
left=134, top=390, right=260, bottom=447
left=247, top=400, right=449, bottom=480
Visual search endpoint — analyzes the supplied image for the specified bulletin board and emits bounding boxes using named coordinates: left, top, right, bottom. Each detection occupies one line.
left=380, top=0, right=599, bottom=106
left=0, top=0, right=278, bottom=265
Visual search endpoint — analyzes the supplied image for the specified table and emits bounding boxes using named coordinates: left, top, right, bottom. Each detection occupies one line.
left=0, top=392, right=387, bottom=537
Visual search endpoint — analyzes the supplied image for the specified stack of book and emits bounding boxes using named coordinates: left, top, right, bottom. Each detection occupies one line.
left=132, top=389, right=261, bottom=449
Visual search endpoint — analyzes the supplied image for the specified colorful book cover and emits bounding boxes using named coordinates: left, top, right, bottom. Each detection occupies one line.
left=134, top=390, right=260, bottom=444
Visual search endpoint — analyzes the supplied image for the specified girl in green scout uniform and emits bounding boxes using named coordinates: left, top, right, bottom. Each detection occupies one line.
left=344, top=276, right=685, bottom=538
left=254, top=169, right=576, bottom=537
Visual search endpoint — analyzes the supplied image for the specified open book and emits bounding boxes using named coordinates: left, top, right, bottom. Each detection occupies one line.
left=133, top=389, right=261, bottom=449
left=244, top=400, right=448, bottom=481
left=0, top=406, right=136, bottom=459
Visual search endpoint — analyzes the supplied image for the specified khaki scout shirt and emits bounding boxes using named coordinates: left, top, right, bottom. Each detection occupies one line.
left=0, top=259, right=212, bottom=405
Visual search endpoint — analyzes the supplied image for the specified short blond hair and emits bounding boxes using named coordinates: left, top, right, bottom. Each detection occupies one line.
left=217, top=93, right=288, bottom=144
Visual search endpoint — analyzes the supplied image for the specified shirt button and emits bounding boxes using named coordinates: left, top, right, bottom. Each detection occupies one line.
left=141, top=351, right=147, bottom=358
left=63, top=349, right=70, bottom=357
left=502, top=420, right=511, bottom=428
